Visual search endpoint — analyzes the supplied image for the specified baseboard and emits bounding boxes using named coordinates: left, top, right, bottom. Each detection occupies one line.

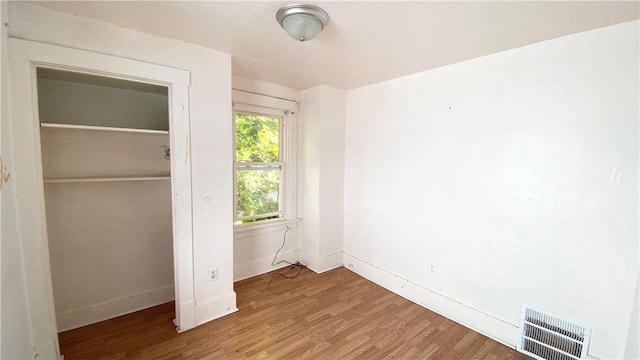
left=194, top=292, right=238, bottom=327
left=176, top=299, right=195, bottom=332
left=297, top=250, right=343, bottom=274
left=343, top=253, right=519, bottom=350
left=56, top=285, right=175, bottom=332
left=35, top=339, right=59, bottom=360
left=234, top=250, right=297, bottom=281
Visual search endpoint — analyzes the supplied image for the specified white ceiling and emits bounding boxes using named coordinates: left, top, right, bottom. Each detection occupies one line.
left=28, top=1, right=640, bottom=90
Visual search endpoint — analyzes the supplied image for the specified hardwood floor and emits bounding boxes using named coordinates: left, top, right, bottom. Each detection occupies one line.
left=59, top=267, right=529, bottom=359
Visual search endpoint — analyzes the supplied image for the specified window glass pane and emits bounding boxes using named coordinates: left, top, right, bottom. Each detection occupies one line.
left=235, top=113, right=280, bottom=162
left=236, top=168, right=281, bottom=219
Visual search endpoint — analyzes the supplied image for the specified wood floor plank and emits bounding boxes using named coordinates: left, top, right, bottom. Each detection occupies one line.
left=59, top=267, right=529, bottom=359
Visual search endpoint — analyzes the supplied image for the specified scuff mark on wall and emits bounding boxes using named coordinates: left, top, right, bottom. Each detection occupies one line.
left=610, top=166, right=622, bottom=184
left=181, top=102, right=190, bottom=165
left=185, top=135, right=190, bottom=165
left=0, top=155, right=11, bottom=189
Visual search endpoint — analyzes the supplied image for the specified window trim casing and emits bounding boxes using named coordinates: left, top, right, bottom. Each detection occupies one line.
left=232, top=90, right=298, bottom=228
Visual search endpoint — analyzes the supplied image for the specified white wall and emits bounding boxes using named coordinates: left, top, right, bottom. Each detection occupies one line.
left=39, top=78, right=175, bottom=330
left=299, top=85, right=346, bottom=272
left=40, top=129, right=170, bottom=179
left=234, top=226, right=299, bottom=281
left=625, top=270, right=639, bottom=358
left=344, top=20, right=639, bottom=359
left=45, top=180, right=174, bottom=331
left=1, top=1, right=35, bottom=358
left=6, top=2, right=236, bottom=354
left=37, top=79, right=168, bottom=130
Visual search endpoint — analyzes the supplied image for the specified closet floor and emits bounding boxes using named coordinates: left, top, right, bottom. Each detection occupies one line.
left=58, top=267, right=528, bottom=359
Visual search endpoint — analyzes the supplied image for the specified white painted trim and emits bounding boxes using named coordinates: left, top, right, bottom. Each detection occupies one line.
left=56, top=286, right=175, bottom=332
left=8, top=55, right=60, bottom=360
left=40, top=122, right=169, bottom=135
left=232, top=92, right=299, bottom=228
left=234, top=250, right=298, bottom=282
left=43, top=176, right=170, bottom=183
left=166, top=80, right=194, bottom=332
left=342, top=252, right=519, bottom=350
left=193, top=293, right=238, bottom=328
left=232, top=90, right=297, bottom=112
left=234, top=218, right=300, bottom=238
left=297, top=250, right=343, bottom=274
left=7, top=38, right=196, bottom=358
left=176, top=300, right=195, bottom=333
left=9, top=38, right=189, bottom=86
left=233, top=103, right=287, bottom=118
left=232, top=75, right=300, bottom=102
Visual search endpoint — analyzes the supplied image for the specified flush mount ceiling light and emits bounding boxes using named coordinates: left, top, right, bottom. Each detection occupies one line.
left=276, top=3, right=329, bottom=42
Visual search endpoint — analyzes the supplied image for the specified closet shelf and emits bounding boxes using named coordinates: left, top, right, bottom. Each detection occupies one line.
left=40, top=123, right=169, bottom=135
left=44, top=176, right=171, bottom=184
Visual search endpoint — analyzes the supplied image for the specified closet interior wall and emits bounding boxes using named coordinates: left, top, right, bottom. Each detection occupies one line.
left=37, top=69, right=175, bottom=332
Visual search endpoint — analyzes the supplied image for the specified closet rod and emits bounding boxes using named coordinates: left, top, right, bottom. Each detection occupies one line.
left=40, top=123, right=169, bottom=135
left=44, top=176, right=171, bottom=184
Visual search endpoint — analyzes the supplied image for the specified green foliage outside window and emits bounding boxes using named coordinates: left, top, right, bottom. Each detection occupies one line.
left=235, top=113, right=282, bottom=224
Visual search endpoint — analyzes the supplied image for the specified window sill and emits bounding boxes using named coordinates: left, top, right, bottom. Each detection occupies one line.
left=233, top=218, right=300, bottom=239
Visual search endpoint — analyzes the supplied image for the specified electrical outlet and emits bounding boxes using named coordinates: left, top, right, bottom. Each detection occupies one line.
left=208, top=267, right=218, bottom=281
left=428, top=263, right=438, bottom=275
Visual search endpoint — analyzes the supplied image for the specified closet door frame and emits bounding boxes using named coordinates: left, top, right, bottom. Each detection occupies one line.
left=8, top=38, right=195, bottom=359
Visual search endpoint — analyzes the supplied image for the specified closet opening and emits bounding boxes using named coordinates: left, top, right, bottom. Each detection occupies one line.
left=36, top=68, right=177, bottom=334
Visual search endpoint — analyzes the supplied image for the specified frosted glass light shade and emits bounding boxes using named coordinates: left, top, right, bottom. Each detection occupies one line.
left=282, top=13, right=323, bottom=41
left=276, top=4, right=329, bottom=42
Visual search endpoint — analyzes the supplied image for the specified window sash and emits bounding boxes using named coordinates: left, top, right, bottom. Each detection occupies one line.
left=234, top=165, right=284, bottom=221
left=234, top=110, right=283, bottom=163
left=236, top=162, right=283, bottom=169
left=235, top=211, right=283, bottom=222
left=233, top=105, right=292, bottom=225
left=233, top=111, right=286, bottom=223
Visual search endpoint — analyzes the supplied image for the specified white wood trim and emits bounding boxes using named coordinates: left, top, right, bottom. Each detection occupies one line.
left=283, top=103, right=298, bottom=223
left=9, top=38, right=190, bottom=86
left=233, top=103, right=286, bottom=117
left=232, top=90, right=297, bottom=112
left=193, top=293, right=238, bottom=327
left=7, top=38, right=196, bottom=357
left=232, top=93, right=299, bottom=227
left=176, top=300, right=195, bottom=334
left=8, top=54, right=61, bottom=360
left=233, top=218, right=300, bottom=236
left=236, top=211, right=284, bottom=222
left=43, top=176, right=170, bottom=183
left=41, top=123, right=169, bottom=135
left=296, top=249, right=343, bottom=274
left=167, top=82, right=195, bottom=332
left=232, top=107, right=289, bottom=224
left=236, top=162, right=283, bottom=169
left=232, top=75, right=300, bottom=102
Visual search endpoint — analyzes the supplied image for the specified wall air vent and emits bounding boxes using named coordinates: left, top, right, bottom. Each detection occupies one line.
left=517, top=303, right=592, bottom=360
